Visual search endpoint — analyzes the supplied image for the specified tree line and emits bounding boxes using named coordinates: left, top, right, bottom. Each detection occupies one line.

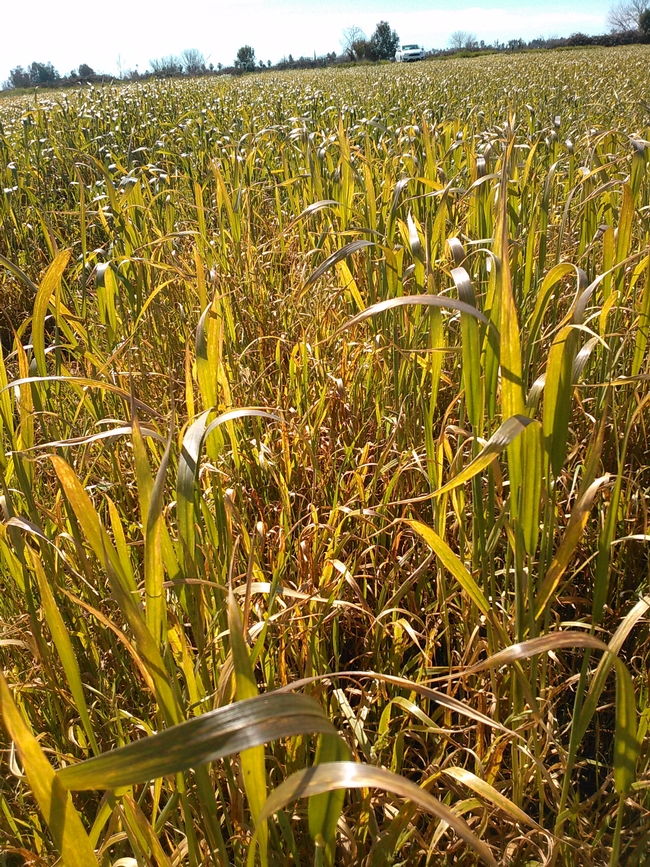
left=5, top=61, right=97, bottom=89
left=2, top=21, right=397, bottom=90
left=4, top=3, right=650, bottom=91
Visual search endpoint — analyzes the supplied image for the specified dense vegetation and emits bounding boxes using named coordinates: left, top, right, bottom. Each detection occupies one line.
left=1, top=46, right=649, bottom=866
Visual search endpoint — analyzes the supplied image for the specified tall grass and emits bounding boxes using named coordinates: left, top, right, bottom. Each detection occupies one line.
left=0, top=46, right=649, bottom=865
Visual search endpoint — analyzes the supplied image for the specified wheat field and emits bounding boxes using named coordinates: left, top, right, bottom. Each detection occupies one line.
left=1, top=46, right=650, bottom=866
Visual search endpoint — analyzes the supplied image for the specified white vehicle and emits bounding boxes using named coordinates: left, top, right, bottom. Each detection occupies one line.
left=395, top=44, right=425, bottom=62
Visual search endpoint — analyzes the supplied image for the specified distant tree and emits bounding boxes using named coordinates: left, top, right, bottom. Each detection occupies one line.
left=78, top=63, right=95, bottom=79
left=7, top=66, right=31, bottom=88
left=235, top=45, right=256, bottom=70
left=352, top=38, right=372, bottom=60
left=567, top=32, right=592, bottom=45
left=28, top=62, right=59, bottom=85
left=181, top=48, right=205, bottom=75
left=448, top=31, right=477, bottom=50
left=341, top=26, right=366, bottom=59
left=640, top=7, right=650, bottom=29
left=150, top=55, right=183, bottom=77
left=607, top=0, right=648, bottom=30
left=370, top=20, right=399, bottom=59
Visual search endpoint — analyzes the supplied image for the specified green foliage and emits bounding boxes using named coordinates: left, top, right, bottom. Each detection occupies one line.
left=4, top=61, right=60, bottom=88
left=640, top=8, right=650, bottom=31
left=27, top=61, right=59, bottom=84
left=351, top=37, right=371, bottom=61
left=370, top=21, right=400, bottom=60
left=7, top=66, right=31, bottom=88
left=235, top=45, right=256, bottom=70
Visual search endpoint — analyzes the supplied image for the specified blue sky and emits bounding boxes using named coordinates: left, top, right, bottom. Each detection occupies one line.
left=2, top=0, right=612, bottom=83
